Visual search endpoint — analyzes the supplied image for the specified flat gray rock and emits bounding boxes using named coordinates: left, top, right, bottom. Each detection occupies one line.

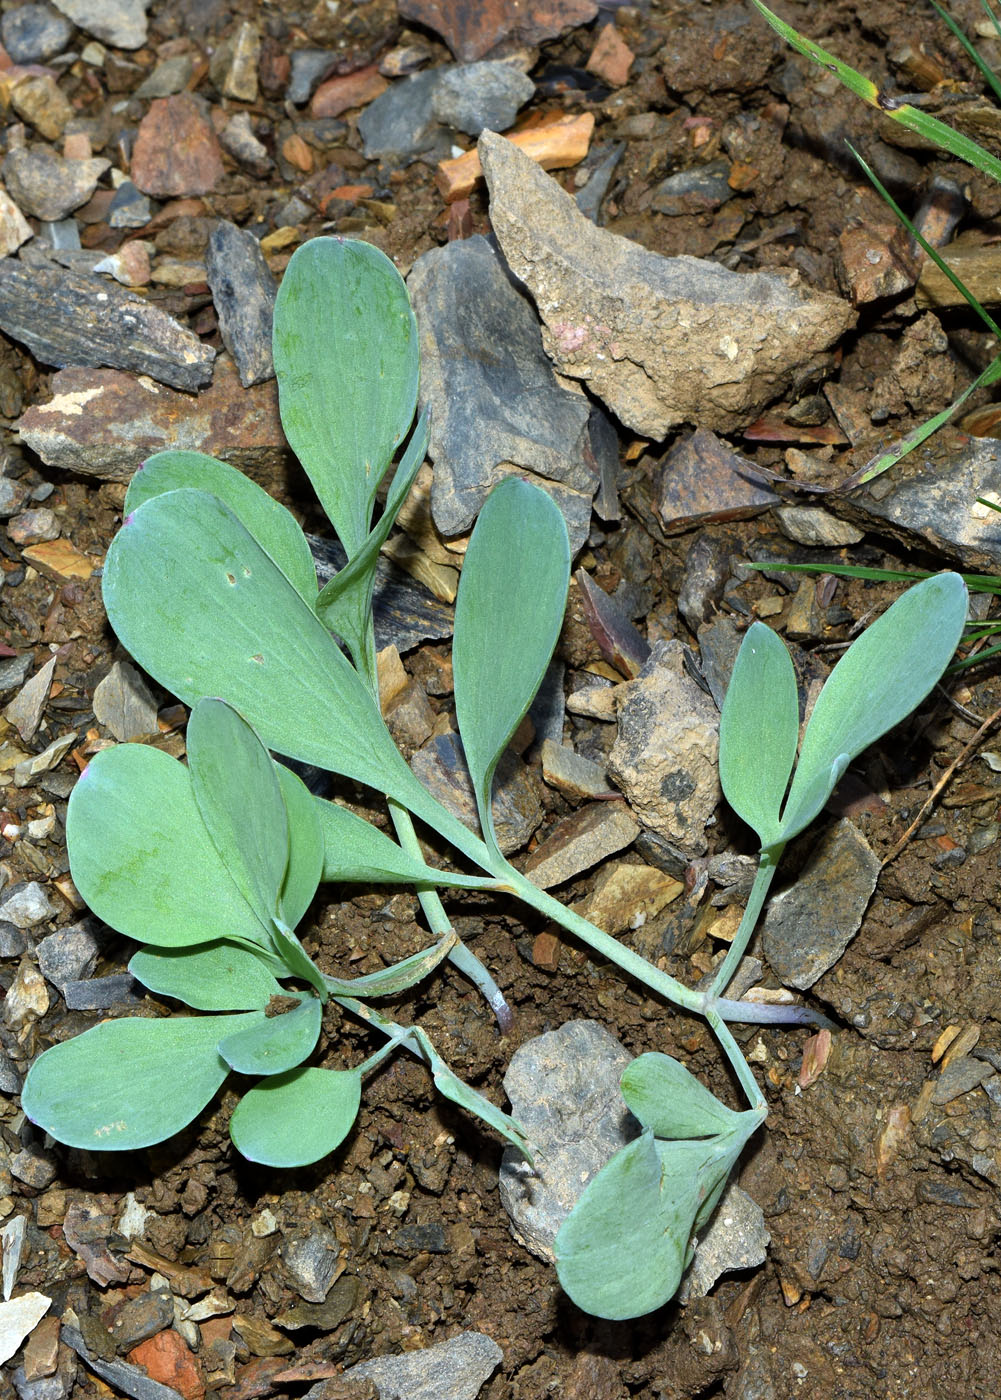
left=408, top=235, right=598, bottom=550
left=0, top=882, right=56, bottom=929
left=339, top=1332, right=502, bottom=1400
left=51, top=0, right=149, bottom=49
left=357, top=69, right=450, bottom=164
left=762, top=819, right=880, bottom=989
left=479, top=131, right=855, bottom=438
left=431, top=61, right=534, bottom=136
left=410, top=730, right=541, bottom=855
left=36, top=919, right=102, bottom=993
left=93, top=660, right=158, bottom=740
left=0, top=261, right=214, bottom=391
left=205, top=220, right=276, bottom=387
left=680, top=1183, right=769, bottom=1300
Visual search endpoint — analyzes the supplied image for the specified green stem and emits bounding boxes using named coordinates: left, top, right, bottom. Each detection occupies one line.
left=707, top=846, right=783, bottom=1000
left=704, top=1003, right=766, bottom=1112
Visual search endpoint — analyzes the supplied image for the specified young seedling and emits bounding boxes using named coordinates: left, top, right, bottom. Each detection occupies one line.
left=22, top=237, right=970, bottom=1321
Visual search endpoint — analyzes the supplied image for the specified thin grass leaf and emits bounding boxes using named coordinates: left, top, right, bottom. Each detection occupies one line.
left=229, top=1066, right=361, bottom=1167
left=129, top=943, right=283, bottom=1011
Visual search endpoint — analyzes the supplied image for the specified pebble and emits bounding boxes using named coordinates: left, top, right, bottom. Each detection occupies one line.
left=578, top=859, right=683, bottom=934
left=50, top=0, right=149, bottom=49
left=108, top=180, right=151, bottom=228
left=111, top=1290, right=175, bottom=1349
left=130, top=94, right=225, bottom=198
left=408, top=235, right=596, bottom=551
left=522, top=799, right=638, bottom=888
left=135, top=55, right=194, bottom=99
left=280, top=1228, right=341, bottom=1303
left=0, top=1047, right=21, bottom=1095
left=410, top=729, right=542, bottom=855
left=3, top=656, right=56, bottom=742
left=1, top=147, right=110, bottom=221
left=36, top=918, right=101, bottom=991
left=209, top=20, right=260, bottom=102
left=128, top=1330, right=204, bottom=1400
left=0, top=261, right=215, bottom=391
left=0, top=477, right=31, bottom=518
left=8, top=74, right=73, bottom=142
left=288, top=49, right=336, bottom=105
left=9, top=1144, right=57, bottom=1188
left=761, top=820, right=881, bottom=990
left=205, top=220, right=276, bottom=387
left=340, top=1332, right=503, bottom=1400
left=586, top=21, right=634, bottom=87
left=0, top=185, right=33, bottom=258
left=677, top=529, right=737, bottom=631
left=657, top=428, right=778, bottom=534
left=499, top=1020, right=634, bottom=1259
left=7, top=508, right=59, bottom=545
left=774, top=504, right=865, bottom=548
left=539, top=739, right=614, bottom=800
left=0, top=924, right=27, bottom=956
left=310, top=64, right=388, bottom=119
left=0, top=653, right=32, bottom=695
left=680, top=1182, right=769, bottom=1300
left=94, top=240, right=152, bottom=286
left=431, top=61, right=534, bottom=136
left=357, top=69, right=451, bottom=164
left=479, top=131, right=855, bottom=438
left=13, top=730, right=76, bottom=787
left=21, top=538, right=94, bottom=581
left=931, top=1056, right=995, bottom=1106
left=272, top=1277, right=359, bottom=1332
left=398, top=0, right=597, bottom=63
left=21, top=1312, right=59, bottom=1380
left=93, top=659, right=158, bottom=740
left=650, top=160, right=734, bottom=216
left=64, top=972, right=142, bottom=1010
left=607, top=640, right=722, bottom=858
left=0, top=882, right=55, bottom=928
left=1, top=6, right=73, bottom=63
left=218, top=112, right=273, bottom=177
left=783, top=577, right=824, bottom=642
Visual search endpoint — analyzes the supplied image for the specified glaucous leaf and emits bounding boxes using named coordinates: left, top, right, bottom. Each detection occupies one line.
left=621, top=1052, right=756, bottom=1140
left=323, top=931, right=456, bottom=998
left=267, top=919, right=327, bottom=1000
left=67, top=743, right=271, bottom=951
left=22, top=1012, right=262, bottom=1151
left=102, top=489, right=493, bottom=872
left=315, top=795, right=496, bottom=889
left=276, top=765, right=324, bottom=929
left=125, top=450, right=317, bottom=601
left=452, top=478, right=570, bottom=853
left=129, top=942, right=283, bottom=1011
left=273, top=237, right=419, bottom=557
left=719, top=621, right=798, bottom=850
left=187, top=699, right=288, bottom=926
left=217, top=995, right=321, bottom=1075
left=779, top=573, right=968, bottom=841
left=229, top=1066, right=361, bottom=1167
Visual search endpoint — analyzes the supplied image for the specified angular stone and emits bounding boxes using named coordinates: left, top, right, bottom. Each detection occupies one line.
left=774, top=505, right=864, bottom=548
left=20, top=539, right=94, bottom=581
left=608, top=640, right=722, bottom=857
left=17, top=360, right=280, bottom=481
left=2, top=148, right=109, bottom=221
left=289, top=50, right=337, bottom=105
left=479, top=132, right=855, bottom=437
left=21, top=1312, right=59, bottom=1382
left=36, top=919, right=102, bottom=992
left=836, top=218, right=918, bottom=305
left=0, top=261, right=214, bottom=391
left=3, top=656, right=56, bottom=742
left=0, top=882, right=56, bottom=929
left=2, top=6, right=73, bottom=63
left=410, top=730, right=542, bottom=855
left=762, top=820, right=880, bottom=990
left=9, top=1144, right=57, bottom=1188
left=499, top=1019, right=634, bottom=1259
left=135, top=55, right=194, bottom=99
left=64, top=972, right=142, bottom=1009
left=0, top=1295, right=51, bottom=1368
left=50, top=0, right=149, bottom=48
left=539, top=739, right=614, bottom=801
left=658, top=430, right=779, bottom=531
left=578, top=858, right=683, bottom=935
left=93, top=660, right=158, bottom=740
left=7, top=73, right=73, bottom=142
left=280, top=1228, right=340, bottom=1303
left=110, top=1290, right=174, bottom=1350
left=523, top=799, right=638, bottom=888
left=63, top=1197, right=130, bottom=1287
left=272, top=1278, right=359, bottom=1333
left=310, top=64, right=388, bottom=119
left=205, top=221, right=276, bottom=387
left=586, top=21, right=634, bottom=86
left=219, top=112, right=272, bottom=178
left=108, top=181, right=151, bottom=229
left=131, top=95, right=225, bottom=199
left=344, top=1332, right=502, bottom=1400
left=357, top=69, right=449, bottom=164
left=8, top=507, right=59, bottom=544
left=128, top=1331, right=204, bottom=1400
left=650, top=160, right=734, bottom=217
left=13, top=730, right=76, bottom=787
left=398, top=0, right=597, bottom=62
left=209, top=21, right=260, bottom=102
left=232, top=1314, right=293, bottom=1359
left=680, top=1183, right=769, bottom=1300
left=431, top=61, right=534, bottom=137
left=408, top=235, right=597, bottom=550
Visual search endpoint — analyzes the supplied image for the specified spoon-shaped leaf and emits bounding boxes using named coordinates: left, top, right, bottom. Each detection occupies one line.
left=129, top=943, right=283, bottom=1011
left=229, top=1066, right=362, bottom=1167
left=67, top=743, right=272, bottom=951
left=719, top=621, right=798, bottom=850
left=102, top=488, right=493, bottom=871
left=268, top=919, right=327, bottom=999
left=315, top=795, right=497, bottom=890
left=276, top=765, right=325, bottom=929
left=779, top=572, right=968, bottom=842
left=125, top=450, right=317, bottom=601
left=453, top=478, right=570, bottom=854
left=22, top=1012, right=262, bottom=1150
left=273, top=237, right=419, bottom=557
left=187, top=699, right=288, bottom=927
left=621, top=1052, right=758, bottom=1139
left=217, top=995, right=321, bottom=1076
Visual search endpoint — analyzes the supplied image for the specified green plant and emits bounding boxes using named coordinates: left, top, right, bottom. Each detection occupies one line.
left=21, top=238, right=969, bottom=1321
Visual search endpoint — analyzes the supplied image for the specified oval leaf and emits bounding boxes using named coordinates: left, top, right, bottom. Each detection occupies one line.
left=273, top=238, right=419, bottom=556
left=217, top=995, right=321, bottom=1075
left=125, top=450, right=317, bottom=601
left=129, top=943, right=283, bottom=1011
left=621, top=1052, right=750, bottom=1139
left=315, top=795, right=495, bottom=890
left=780, top=573, right=968, bottom=841
left=229, top=1066, right=361, bottom=1167
left=453, top=478, right=570, bottom=853
left=67, top=744, right=271, bottom=951
left=22, top=1012, right=261, bottom=1151
left=719, top=621, right=798, bottom=850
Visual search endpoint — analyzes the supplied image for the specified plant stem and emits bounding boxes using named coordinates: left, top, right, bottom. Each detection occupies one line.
left=706, top=847, right=783, bottom=1000
left=704, top=1004, right=766, bottom=1112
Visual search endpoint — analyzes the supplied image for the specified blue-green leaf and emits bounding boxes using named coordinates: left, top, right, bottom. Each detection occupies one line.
left=276, top=765, right=324, bottom=929
left=273, top=237, right=419, bottom=557
left=452, top=478, right=570, bottom=854
left=315, top=795, right=496, bottom=889
left=129, top=943, right=283, bottom=1011
left=217, top=995, right=321, bottom=1075
left=621, top=1052, right=753, bottom=1139
left=22, top=1012, right=262, bottom=1151
left=229, top=1066, right=361, bottom=1167
left=323, top=931, right=457, bottom=998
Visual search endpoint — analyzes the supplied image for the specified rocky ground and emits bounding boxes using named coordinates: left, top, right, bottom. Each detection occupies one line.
left=3, top=0, right=1001, bottom=1397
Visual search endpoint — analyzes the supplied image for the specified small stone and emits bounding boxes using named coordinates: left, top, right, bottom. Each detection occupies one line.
left=0, top=653, right=32, bottom=694
left=0, top=1294, right=50, bottom=1368
left=310, top=64, right=388, bottom=119
left=1, top=148, right=110, bottom=222
left=2, top=6, right=73, bottom=63
left=107, top=181, right=151, bottom=229
left=21, top=1313, right=59, bottom=1381
left=586, top=22, right=634, bottom=87
left=607, top=641, right=722, bottom=858
left=36, top=919, right=101, bottom=992
left=50, top=0, right=148, bottom=49
left=431, top=61, right=534, bottom=137
left=680, top=1183, right=769, bottom=1300
left=128, top=1331, right=204, bottom=1400
left=13, top=731, right=76, bottom=787
left=650, top=160, right=734, bottom=216
left=539, top=740, right=614, bottom=800
left=578, top=859, right=683, bottom=934
left=383, top=678, right=436, bottom=756
left=150, top=257, right=205, bottom=288
left=774, top=505, right=865, bottom=548
left=398, top=0, right=597, bottom=62
left=110, top=1290, right=174, bottom=1350
left=289, top=50, right=336, bottom=105
left=281, top=1228, right=340, bottom=1303
left=64, top=973, right=142, bottom=1010
left=523, top=800, right=638, bottom=889
left=499, top=1020, right=633, bottom=1259
left=93, top=660, right=158, bottom=740
left=837, top=217, right=918, bottom=305
left=94, top=241, right=151, bottom=286
left=0, top=924, right=27, bottom=956
left=6, top=73, right=72, bottom=142
left=783, top=578, right=824, bottom=642
left=131, top=95, right=225, bottom=199
left=205, top=221, right=276, bottom=387
left=8, top=508, right=59, bottom=545
left=931, top=1056, right=995, bottom=1106
left=0, top=185, right=31, bottom=260
left=218, top=112, right=272, bottom=177
left=62, top=1197, right=130, bottom=1286
left=677, top=529, right=737, bottom=632
left=657, top=429, right=778, bottom=534
left=232, top=1314, right=293, bottom=1358
left=410, top=730, right=542, bottom=855
left=357, top=69, right=450, bottom=164
left=272, top=1277, right=359, bottom=1333
left=10, top=1145, right=58, bottom=1188
left=0, top=477, right=30, bottom=516
left=209, top=21, right=260, bottom=103
left=135, top=54, right=194, bottom=99
left=762, top=819, right=881, bottom=989
left=0, top=882, right=54, bottom=929
left=4, top=656, right=59, bottom=742
left=20, top=539, right=94, bottom=581
left=344, top=1332, right=503, bottom=1400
